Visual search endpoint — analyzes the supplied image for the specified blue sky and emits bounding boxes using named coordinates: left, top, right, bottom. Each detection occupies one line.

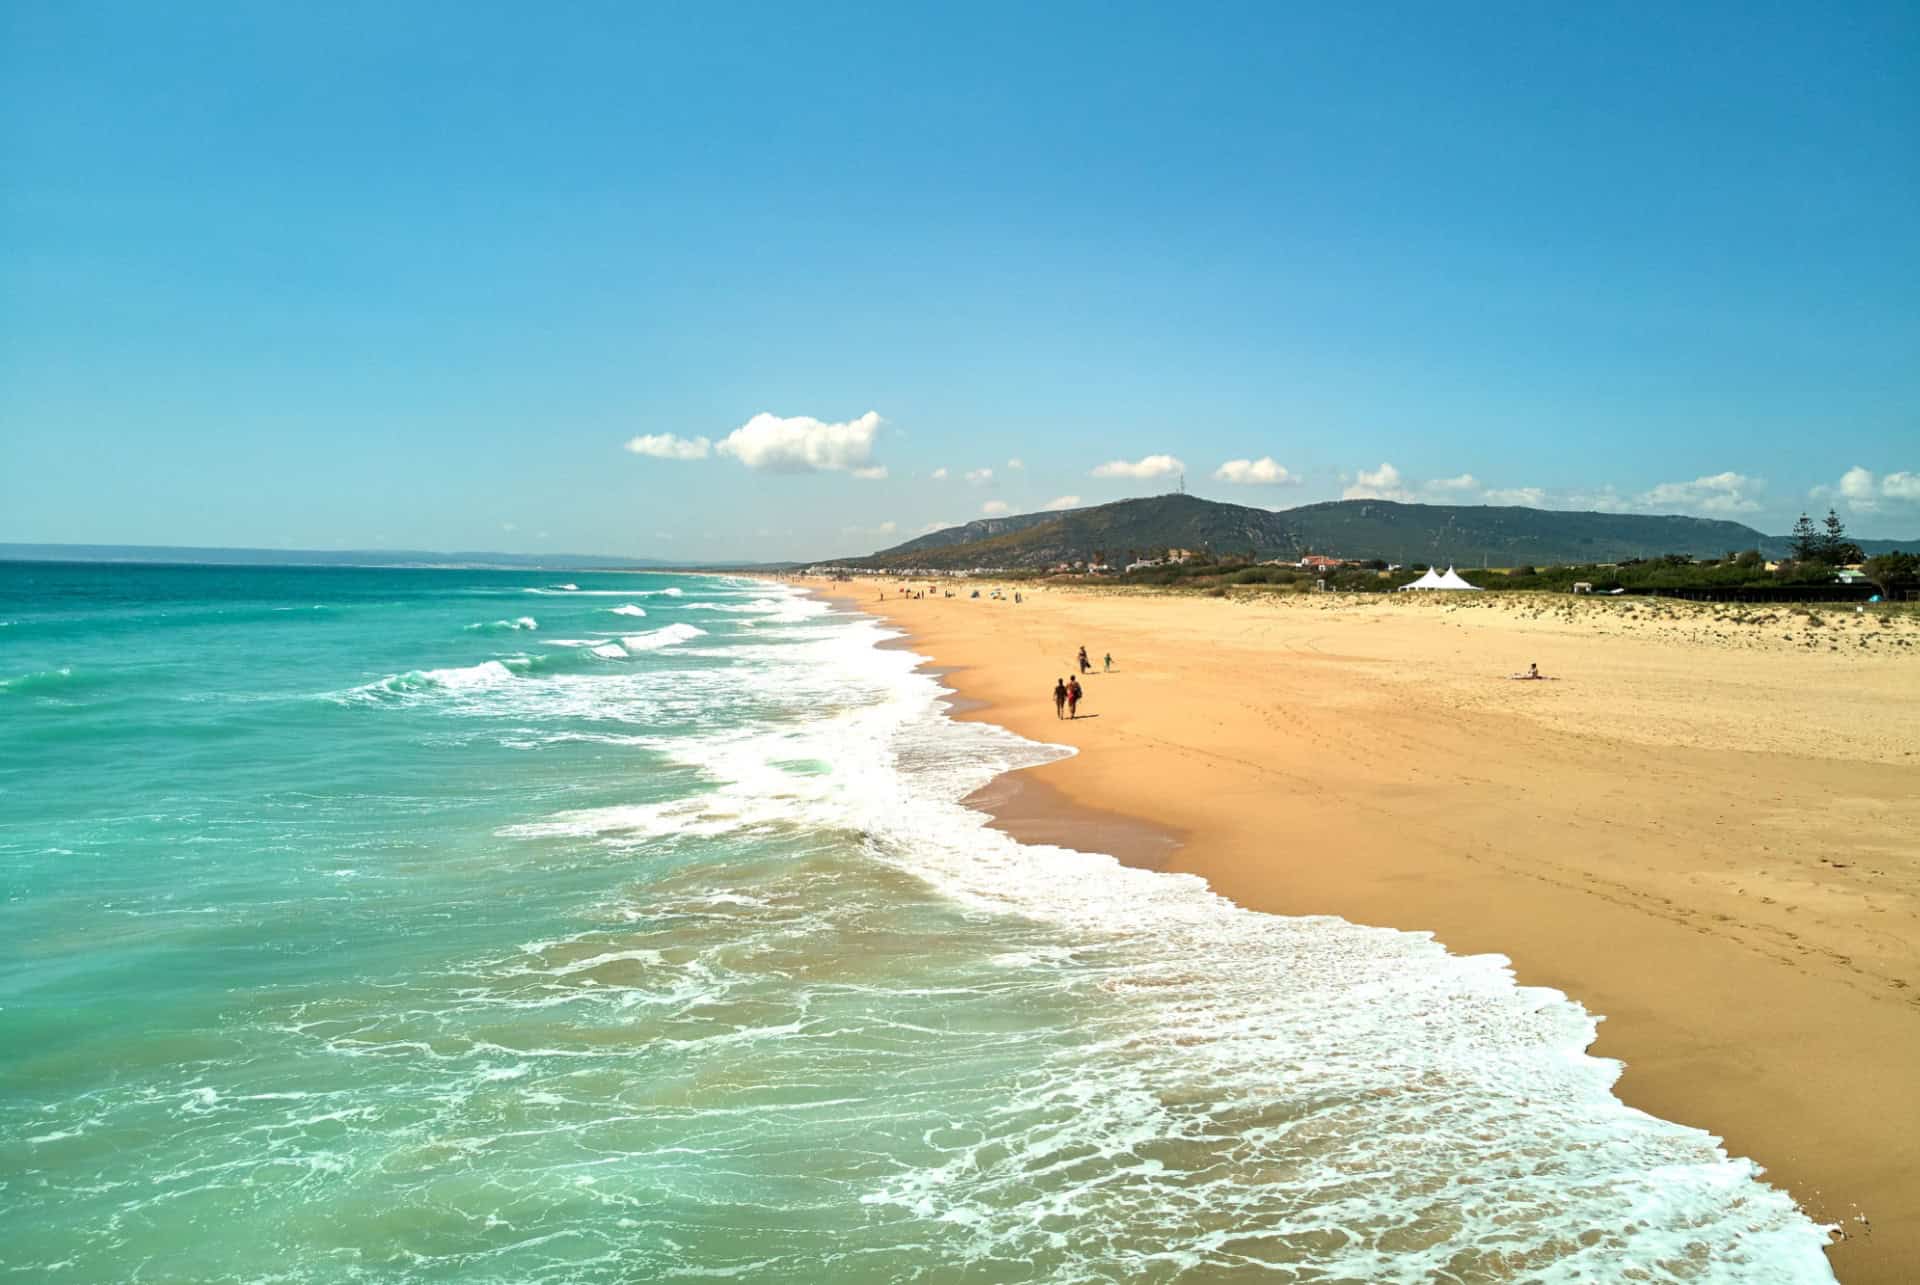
left=3, top=1, right=1916, bottom=558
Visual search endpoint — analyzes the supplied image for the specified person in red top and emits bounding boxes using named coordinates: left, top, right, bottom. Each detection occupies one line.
left=1067, top=676, right=1083, bottom=718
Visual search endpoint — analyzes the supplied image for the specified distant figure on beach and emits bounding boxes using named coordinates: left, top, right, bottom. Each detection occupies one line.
left=1103, top=652, right=1112, bottom=672
left=1053, top=678, right=1068, bottom=719
left=1509, top=662, right=1553, bottom=681
left=1067, top=676, right=1083, bottom=718
left=1077, top=646, right=1091, bottom=674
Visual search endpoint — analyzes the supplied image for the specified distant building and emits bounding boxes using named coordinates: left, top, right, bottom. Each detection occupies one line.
left=1300, top=554, right=1346, bottom=570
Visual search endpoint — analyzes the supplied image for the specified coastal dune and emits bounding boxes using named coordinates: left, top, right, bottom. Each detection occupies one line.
left=803, top=578, right=1920, bottom=1283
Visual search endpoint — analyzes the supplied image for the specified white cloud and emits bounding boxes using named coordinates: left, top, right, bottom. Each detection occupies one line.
left=1883, top=471, right=1920, bottom=500
left=1482, top=486, right=1546, bottom=506
left=714, top=410, right=882, bottom=474
left=965, top=467, right=994, bottom=485
left=1637, top=471, right=1765, bottom=514
left=1813, top=465, right=1920, bottom=510
left=1342, top=462, right=1414, bottom=501
left=918, top=519, right=956, bottom=535
left=981, top=500, right=1011, bottom=516
left=1092, top=454, right=1185, bottom=480
left=930, top=467, right=949, bottom=481
left=625, top=433, right=711, bottom=461
left=841, top=520, right=899, bottom=537
left=1007, top=457, right=1025, bottom=470
left=852, top=465, right=889, bottom=481
left=1213, top=457, right=1298, bottom=486
left=1425, top=473, right=1479, bottom=492
left=1837, top=465, right=1878, bottom=500
left=1040, top=494, right=1082, bottom=511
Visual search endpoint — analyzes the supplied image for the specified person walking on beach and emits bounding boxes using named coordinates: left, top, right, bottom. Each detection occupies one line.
left=1053, top=678, right=1068, bottom=719
left=1077, top=646, right=1091, bottom=674
left=1067, top=676, right=1082, bottom=718
left=1103, top=652, right=1112, bottom=673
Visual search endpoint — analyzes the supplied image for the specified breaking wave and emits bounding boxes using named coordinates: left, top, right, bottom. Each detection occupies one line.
left=334, top=660, right=518, bottom=703
left=619, top=623, right=706, bottom=651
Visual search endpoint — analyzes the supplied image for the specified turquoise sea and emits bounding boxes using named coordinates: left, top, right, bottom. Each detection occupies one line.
left=1, top=562, right=1835, bottom=1282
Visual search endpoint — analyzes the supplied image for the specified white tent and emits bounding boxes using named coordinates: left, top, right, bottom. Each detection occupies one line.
left=1397, top=567, right=1448, bottom=590
left=1399, top=565, right=1483, bottom=591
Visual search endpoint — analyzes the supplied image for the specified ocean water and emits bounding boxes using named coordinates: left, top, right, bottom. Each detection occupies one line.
left=0, top=562, right=1836, bottom=1283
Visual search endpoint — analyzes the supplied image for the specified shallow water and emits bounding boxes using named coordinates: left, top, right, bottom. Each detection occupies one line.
left=0, top=562, right=1834, bottom=1282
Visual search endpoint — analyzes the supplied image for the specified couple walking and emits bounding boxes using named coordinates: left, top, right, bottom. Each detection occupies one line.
left=1052, top=675, right=1083, bottom=719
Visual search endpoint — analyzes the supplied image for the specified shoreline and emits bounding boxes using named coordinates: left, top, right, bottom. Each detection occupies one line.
left=794, top=575, right=1920, bottom=1283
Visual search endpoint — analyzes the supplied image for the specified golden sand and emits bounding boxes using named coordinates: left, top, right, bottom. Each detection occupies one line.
left=799, top=577, right=1920, bottom=1283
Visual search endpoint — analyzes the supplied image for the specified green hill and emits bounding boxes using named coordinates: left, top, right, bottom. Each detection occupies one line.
left=870, top=496, right=1297, bottom=567
left=854, top=496, right=1918, bottom=570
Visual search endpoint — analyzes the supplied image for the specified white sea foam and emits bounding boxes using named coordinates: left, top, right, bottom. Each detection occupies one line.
left=466, top=616, right=538, bottom=632
left=334, top=659, right=519, bottom=703
left=525, top=587, right=684, bottom=597
left=492, top=580, right=1838, bottom=1278
left=589, top=642, right=629, bottom=660
left=619, top=623, right=706, bottom=651
left=608, top=605, right=648, bottom=617
left=684, top=596, right=831, bottom=623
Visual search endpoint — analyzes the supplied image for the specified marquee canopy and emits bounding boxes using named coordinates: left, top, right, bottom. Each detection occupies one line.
left=1399, top=565, right=1483, bottom=591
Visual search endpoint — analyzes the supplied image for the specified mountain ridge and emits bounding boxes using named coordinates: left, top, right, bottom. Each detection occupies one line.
left=849, top=496, right=1920, bottom=569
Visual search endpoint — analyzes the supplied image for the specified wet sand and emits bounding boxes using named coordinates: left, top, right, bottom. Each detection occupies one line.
left=798, top=577, right=1920, bottom=1283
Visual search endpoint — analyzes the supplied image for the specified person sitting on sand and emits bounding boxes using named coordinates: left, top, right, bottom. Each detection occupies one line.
left=1053, top=678, right=1068, bottom=719
left=1067, top=676, right=1083, bottom=718
left=1508, top=662, right=1553, bottom=680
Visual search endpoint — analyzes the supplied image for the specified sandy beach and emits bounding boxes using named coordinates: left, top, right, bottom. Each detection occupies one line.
left=799, top=577, right=1920, bottom=1283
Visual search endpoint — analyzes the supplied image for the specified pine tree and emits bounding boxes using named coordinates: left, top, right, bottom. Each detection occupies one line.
left=1789, top=512, right=1820, bottom=561
left=1819, top=509, right=1861, bottom=565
